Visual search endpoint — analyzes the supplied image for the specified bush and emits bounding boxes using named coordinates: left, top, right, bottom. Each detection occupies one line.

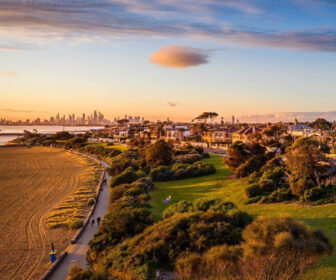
left=260, top=179, right=276, bottom=193
left=108, top=151, right=138, bottom=176
left=260, top=166, right=286, bottom=186
left=98, top=208, right=252, bottom=279
left=245, top=183, right=262, bottom=198
left=244, top=196, right=261, bottom=204
left=248, top=171, right=260, bottom=184
left=235, top=155, right=267, bottom=178
left=110, top=167, right=138, bottom=187
left=163, top=200, right=194, bottom=218
left=69, top=219, right=84, bottom=229
left=303, top=186, right=327, bottom=202
left=88, top=198, right=96, bottom=206
left=266, top=188, right=292, bottom=203
left=193, top=198, right=236, bottom=212
left=150, top=165, right=174, bottom=181
left=174, top=153, right=202, bottom=164
left=289, top=177, right=315, bottom=197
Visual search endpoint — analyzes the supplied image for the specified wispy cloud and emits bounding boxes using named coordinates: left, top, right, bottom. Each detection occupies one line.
left=237, top=111, right=336, bottom=123
left=151, top=46, right=209, bottom=68
left=1, top=71, right=18, bottom=77
left=168, top=101, right=178, bottom=107
left=2, top=109, right=34, bottom=113
left=0, top=43, right=22, bottom=51
left=0, top=1, right=336, bottom=52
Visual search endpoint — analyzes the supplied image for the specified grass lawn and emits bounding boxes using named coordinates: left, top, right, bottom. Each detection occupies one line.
left=150, top=155, right=336, bottom=280
left=86, top=142, right=128, bottom=152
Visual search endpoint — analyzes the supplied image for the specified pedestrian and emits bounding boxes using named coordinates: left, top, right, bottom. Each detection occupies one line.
left=90, top=217, right=95, bottom=227
left=155, top=270, right=160, bottom=280
left=97, top=216, right=101, bottom=226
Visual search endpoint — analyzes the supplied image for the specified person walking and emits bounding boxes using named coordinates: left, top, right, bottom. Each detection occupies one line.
left=90, top=217, right=95, bottom=227
left=97, top=216, right=101, bottom=226
left=155, top=270, right=161, bottom=280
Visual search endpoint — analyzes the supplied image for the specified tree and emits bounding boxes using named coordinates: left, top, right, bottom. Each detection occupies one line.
left=285, top=138, right=325, bottom=196
left=191, top=123, right=207, bottom=142
left=117, top=119, right=129, bottom=126
left=224, top=141, right=249, bottom=170
left=326, top=130, right=336, bottom=149
left=263, top=123, right=288, bottom=141
left=145, top=139, right=173, bottom=167
left=193, top=112, right=218, bottom=124
left=154, top=122, right=165, bottom=139
left=310, top=118, right=332, bottom=131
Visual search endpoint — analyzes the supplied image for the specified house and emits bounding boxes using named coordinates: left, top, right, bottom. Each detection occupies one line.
left=202, top=128, right=231, bottom=144
left=164, top=125, right=191, bottom=141
left=232, top=126, right=262, bottom=143
left=287, top=124, right=318, bottom=138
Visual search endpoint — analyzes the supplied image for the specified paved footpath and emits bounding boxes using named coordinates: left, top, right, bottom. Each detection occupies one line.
left=49, top=159, right=111, bottom=280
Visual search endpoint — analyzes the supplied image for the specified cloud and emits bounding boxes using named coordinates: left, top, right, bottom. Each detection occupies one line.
left=0, top=43, right=22, bottom=51
left=168, top=101, right=178, bottom=107
left=237, top=111, right=336, bottom=123
left=150, top=46, right=209, bottom=68
left=1, top=71, right=18, bottom=77
left=2, top=109, right=34, bottom=113
left=0, top=1, right=336, bottom=52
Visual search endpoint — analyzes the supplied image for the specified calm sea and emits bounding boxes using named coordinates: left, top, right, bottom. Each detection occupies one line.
left=0, top=125, right=104, bottom=145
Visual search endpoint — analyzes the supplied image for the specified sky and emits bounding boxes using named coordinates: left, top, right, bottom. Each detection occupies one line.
left=1, top=0, right=336, bottom=122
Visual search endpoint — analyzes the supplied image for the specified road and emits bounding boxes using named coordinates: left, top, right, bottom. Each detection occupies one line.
left=49, top=159, right=110, bottom=280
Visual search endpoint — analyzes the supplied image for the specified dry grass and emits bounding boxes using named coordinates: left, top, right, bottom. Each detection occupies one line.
left=46, top=153, right=103, bottom=229
left=0, top=147, right=102, bottom=280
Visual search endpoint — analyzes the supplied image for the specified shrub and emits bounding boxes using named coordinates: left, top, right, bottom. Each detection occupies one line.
left=88, top=198, right=96, bottom=206
left=248, top=171, right=260, bottom=184
left=69, top=219, right=84, bottom=229
left=260, top=179, right=276, bottom=193
left=235, top=155, right=267, bottom=178
left=193, top=198, right=236, bottom=212
left=174, top=153, right=203, bottom=164
left=245, top=183, right=262, bottom=198
left=244, top=196, right=261, bottom=204
left=150, top=165, right=174, bottom=181
left=289, top=177, right=315, bottom=197
left=266, top=188, right=292, bottom=203
left=260, top=166, right=286, bottom=186
left=303, top=186, right=327, bottom=202
left=98, top=209, right=252, bottom=279
left=163, top=200, right=194, bottom=218
left=108, top=151, right=138, bottom=176
left=110, top=167, right=138, bottom=187
left=175, top=216, right=333, bottom=280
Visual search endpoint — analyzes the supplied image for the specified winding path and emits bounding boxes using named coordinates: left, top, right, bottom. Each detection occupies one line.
left=49, top=159, right=111, bottom=280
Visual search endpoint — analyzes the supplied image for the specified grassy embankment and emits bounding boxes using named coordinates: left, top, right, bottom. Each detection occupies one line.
left=86, top=142, right=128, bottom=152
left=47, top=153, right=103, bottom=229
left=150, top=155, right=336, bottom=280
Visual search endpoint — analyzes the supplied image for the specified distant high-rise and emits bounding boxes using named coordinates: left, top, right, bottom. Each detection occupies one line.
left=232, top=115, right=235, bottom=124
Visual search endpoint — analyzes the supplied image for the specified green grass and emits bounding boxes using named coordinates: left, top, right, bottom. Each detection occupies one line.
left=86, top=142, right=128, bottom=152
left=149, top=155, right=336, bottom=280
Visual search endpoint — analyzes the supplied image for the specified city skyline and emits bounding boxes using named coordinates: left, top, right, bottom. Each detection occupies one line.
left=3, top=109, right=336, bottom=125
left=1, top=1, right=336, bottom=121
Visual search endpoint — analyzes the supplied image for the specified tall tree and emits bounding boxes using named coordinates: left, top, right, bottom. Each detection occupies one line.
left=145, top=139, right=173, bottom=167
left=286, top=138, right=325, bottom=196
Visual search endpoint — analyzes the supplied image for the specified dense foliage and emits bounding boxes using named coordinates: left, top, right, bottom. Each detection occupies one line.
left=175, top=216, right=333, bottom=280
left=150, top=161, right=216, bottom=181
left=88, top=200, right=252, bottom=279
left=224, top=131, right=336, bottom=205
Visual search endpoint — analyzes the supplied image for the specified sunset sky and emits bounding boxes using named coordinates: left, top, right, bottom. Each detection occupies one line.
left=1, top=0, right=336, bottom=122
